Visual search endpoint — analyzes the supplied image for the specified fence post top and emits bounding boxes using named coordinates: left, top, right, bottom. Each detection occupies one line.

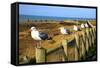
left=62, top=39, right=68, bottom=46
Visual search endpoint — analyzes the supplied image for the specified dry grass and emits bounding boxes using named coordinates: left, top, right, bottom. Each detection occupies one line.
left=19, top=20, right=96, bottom=63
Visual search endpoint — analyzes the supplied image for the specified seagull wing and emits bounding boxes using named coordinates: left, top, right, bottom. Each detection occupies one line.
left=39, top=32, right=48, bottom=40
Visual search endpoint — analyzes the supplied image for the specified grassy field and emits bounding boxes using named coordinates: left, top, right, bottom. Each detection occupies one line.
left=19, top=20, right=96, bottom=64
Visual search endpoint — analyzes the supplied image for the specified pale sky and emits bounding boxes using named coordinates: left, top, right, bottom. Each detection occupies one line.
left=19, top=4, right=96, bottom=19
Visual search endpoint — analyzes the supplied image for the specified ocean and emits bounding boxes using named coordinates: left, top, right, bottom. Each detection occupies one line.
left=19, top=15, right=96, bottom=23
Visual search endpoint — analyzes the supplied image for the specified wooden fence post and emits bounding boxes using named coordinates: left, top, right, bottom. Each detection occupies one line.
left=62, top=38, right=79, bottom=61
left=74, top=45, right=79, bottom=61
left=94, top=27, right=96, bottom=40
left=81, top=31, right=87, bottom=58
left=79, top=35, right=86, bottom=59
left=35, top=47, right=46, bottom=63
left=62, top=53, right=68, bottom=61
left=85, top=29, right=90, bottom=52
left=92, top=27, right=95, bottom=42
left=89, top=28, right=92, bottom=48
left=91, top=28, right=95, bottom=46
left=74, top=34, right=80, bottom=60
left=74, top=34, right=80, bottom=48
left=62, top=40, right=68, bottom=58
left=94, top=27, right=96, bottom=41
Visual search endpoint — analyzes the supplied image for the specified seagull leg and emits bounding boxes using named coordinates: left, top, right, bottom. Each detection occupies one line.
left=36, top=41, right=42, bottom=48
left=36, top=41, right=39, bottom=48
left=35, top=40, right=39, bottom=48
left=39, top=41, right=42, bottom=48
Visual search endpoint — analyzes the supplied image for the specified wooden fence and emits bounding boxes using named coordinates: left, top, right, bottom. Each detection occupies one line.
left=35, top=27, right=96, bottom=63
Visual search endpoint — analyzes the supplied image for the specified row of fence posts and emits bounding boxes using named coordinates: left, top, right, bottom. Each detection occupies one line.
left=35, top=27, right=96, bottom=63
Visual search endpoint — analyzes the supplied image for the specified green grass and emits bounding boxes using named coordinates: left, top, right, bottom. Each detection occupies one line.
left=85, top=42, right=97, bottom=60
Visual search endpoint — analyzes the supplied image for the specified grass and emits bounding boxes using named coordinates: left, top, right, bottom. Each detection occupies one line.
left=19, top=20, right=96, bottom=64
left=86, top=42, right=97, bottom=60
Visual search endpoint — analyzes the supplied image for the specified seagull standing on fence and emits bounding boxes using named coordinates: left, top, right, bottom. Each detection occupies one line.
left=59, top=27, right=70, bottom=34
left=81, top=24, right=85, bottom=28
left=85, top=23, right=89, bottom=28
left=73, top=25, right=81, bottom=31
left=30, top=26, right=48, bottom=47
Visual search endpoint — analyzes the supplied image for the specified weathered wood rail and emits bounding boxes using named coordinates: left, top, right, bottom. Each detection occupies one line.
left=35, top=27, right=96, bottom=63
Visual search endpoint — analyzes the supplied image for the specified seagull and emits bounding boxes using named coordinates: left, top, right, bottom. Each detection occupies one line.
left=85, top=23, right=89, bottom=28
left=73, top=25, right=81, bottom=31
left=59, top=27, right=70, bottom=34
left=81, top=24, right=85, bottom=28
left=30, top=26, right=48, bottom=47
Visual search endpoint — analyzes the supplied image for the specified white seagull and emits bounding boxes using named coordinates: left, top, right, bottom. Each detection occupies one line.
left=59, top=27, right=70, bottom=34
left=30, top=26, right=48, bottom=47
left=85, top=23, right=89, bottom=28
left=30, top=26, right=48, bottom=40
left=73, top=25, right=81, bottom=31
left=81, top=24, right=85, bottom=28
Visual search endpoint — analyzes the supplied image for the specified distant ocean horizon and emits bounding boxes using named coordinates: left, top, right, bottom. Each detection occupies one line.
left=19, top=15, right=96, bottom=23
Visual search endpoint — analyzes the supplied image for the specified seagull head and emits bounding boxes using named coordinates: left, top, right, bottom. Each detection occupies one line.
left=30, top=26, right=37, bottom=31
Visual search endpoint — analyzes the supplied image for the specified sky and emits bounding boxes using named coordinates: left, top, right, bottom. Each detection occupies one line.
left=19, top=4, right=96, bottom=19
